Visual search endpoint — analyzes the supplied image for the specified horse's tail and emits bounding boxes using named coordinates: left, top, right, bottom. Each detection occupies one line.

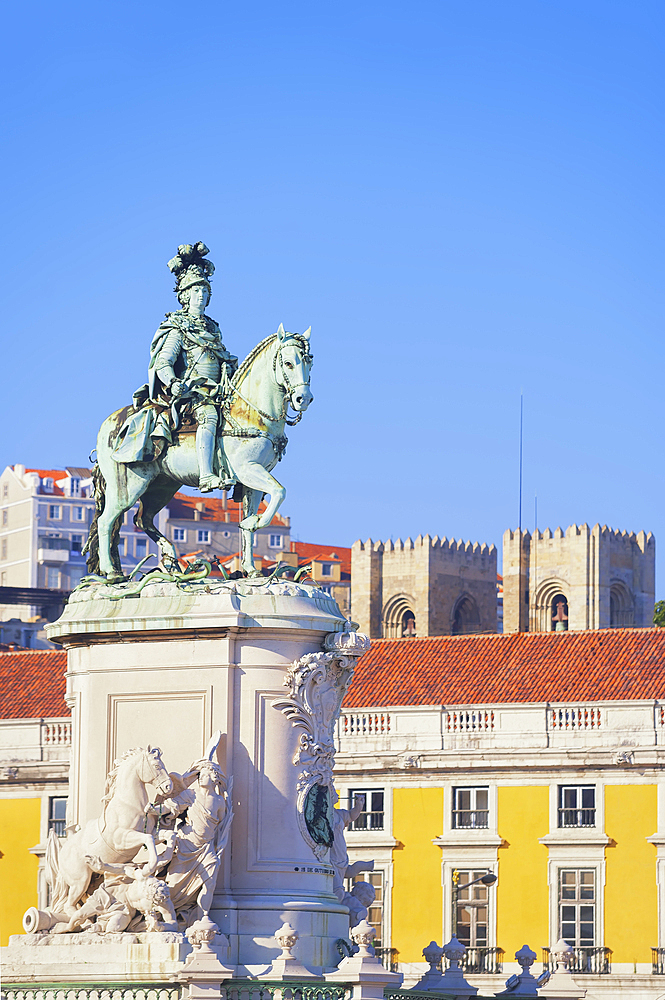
left=45, top=828, right=69, bottom=913
left=81, top=464, right=106, bottom=575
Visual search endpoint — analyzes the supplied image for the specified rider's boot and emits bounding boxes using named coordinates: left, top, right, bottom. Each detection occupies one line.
left=196, top=421, right=226, bottom=493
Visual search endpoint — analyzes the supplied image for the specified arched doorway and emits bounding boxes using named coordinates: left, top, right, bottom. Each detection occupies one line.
left=610, top=582, right=634, bottom=628
left=451, top=595, right=481, bottom=635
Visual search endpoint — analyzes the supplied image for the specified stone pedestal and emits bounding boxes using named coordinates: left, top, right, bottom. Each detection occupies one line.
left=7, top=578, right=358, bottom=980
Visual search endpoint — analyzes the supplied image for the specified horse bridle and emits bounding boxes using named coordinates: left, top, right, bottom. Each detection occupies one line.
left=272, top=338, right=312, bottom=426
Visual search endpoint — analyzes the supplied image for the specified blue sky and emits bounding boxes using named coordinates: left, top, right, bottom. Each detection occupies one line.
left=2, top=2, right=664, bottom=590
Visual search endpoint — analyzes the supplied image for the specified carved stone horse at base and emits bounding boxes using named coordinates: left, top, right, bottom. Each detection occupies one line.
left=84, top=327, right=312, bottom=580
left=46, top=746, right=173, bottom=920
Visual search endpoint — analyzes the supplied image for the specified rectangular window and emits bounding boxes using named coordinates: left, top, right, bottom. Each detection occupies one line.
left=47, top=567, right=60, bottom=588
left=136, top=538, right=147, bottom=558
left=197, top=529, right=210, bottom=544
left=558, top=786, right=596, bottom=828
left=69, top=479, right=80, bottom=496
left=48, top=504, right=61, bottom=520
left=559, top=869, right=595, bottom=947
left=1, top=538, right=7, bottom=561
left=1, top=509, right=7, bottom=526
left=321, top=563, right=332, bottom=576
left=2, top=483, right=7, bottom=498
left=173, top=528, right=186, bottom=542
left=454, top=869, right=490, bottom=948
left=48, top=796, right=68, bottom=837
left=269, top=534, right=283, bottom=548
left=452, top=787, right=489, bottom=829
left=72, top=506, right=85, bottom=521
left=349, top=789, right=384, bottom=831
left=71, top=534, right=83, bottom=553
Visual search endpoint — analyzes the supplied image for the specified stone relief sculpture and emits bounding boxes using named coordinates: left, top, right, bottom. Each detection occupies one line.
left=81, top=241, right=314, bottom=582
left=26, top=738, right=233, bottom=939
left=274, top=628, right=371, bottom=861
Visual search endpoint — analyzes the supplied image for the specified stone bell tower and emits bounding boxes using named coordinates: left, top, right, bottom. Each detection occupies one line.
left=503, top=524, right=655, bottom=633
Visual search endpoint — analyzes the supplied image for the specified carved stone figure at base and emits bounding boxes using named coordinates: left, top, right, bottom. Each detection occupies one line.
left=330, top=792, right=374, bottom=901
left=343, top=880, right=376, bottom=928
left=45, top=746, right=173, bottom=921
left=156, top=755, right=233, bottom=924
left=56, top=870, right=178, bottom=935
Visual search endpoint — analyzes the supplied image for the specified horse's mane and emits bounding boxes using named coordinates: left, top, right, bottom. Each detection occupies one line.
left=101, top=747, right=145, bottom=809
left=232, top=332, right=313, bottom=387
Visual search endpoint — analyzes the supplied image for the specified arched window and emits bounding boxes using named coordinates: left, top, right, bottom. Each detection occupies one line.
left=382, top=595, right=416, bottom=639
left=451, top=595, right=481, bottom=635
left=610, top=582, right=634, bottom=628
left=402, top=610, right=416, bottom=638
left=551, top=594, right=569, bottom=631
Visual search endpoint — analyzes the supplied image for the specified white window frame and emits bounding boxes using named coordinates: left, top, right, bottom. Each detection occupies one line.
left=197, top=529, right=210, bottom=544
left=48, top=504, right=62, bottom=520
left=321, top=562, right=333, bottom=576
left=558, top=785, right=596, bottom=829
left=71, top=506, right=85, bottom=522
left=46, top=566, right=61, bottom=588
left=452, top=786, right=490, bottom=830
left=269, top=534, right=283, bottom=548
left=173, top=528, right=186, bottom=542
left=558, top=867, right=597, bottom=948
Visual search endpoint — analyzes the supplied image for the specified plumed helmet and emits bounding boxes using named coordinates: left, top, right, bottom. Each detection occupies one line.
left=167, top=241, right=215, bottom=296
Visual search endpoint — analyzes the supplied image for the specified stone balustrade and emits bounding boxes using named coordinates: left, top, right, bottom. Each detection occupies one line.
left=0, top=716, right=72, bottom=763
left=336, top=699, right=665, bottom=755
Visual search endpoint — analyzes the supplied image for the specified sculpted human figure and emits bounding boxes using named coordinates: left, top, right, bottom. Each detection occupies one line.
left=344, top=880, right=376, bottom=928
left=157, top=759, right=233, bottom=922
left=330, top=791, right=374, bottom=901
left=147, top=243, right=237, bottom=492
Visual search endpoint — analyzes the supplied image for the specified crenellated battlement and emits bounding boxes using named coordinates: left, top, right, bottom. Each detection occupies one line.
left=354, top=534, right=496, bottom=558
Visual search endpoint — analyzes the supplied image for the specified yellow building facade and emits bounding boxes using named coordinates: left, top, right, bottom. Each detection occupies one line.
left=337, top=628, right=665, bottom=998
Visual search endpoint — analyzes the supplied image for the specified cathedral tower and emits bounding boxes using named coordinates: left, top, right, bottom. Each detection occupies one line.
left=503, top=524, right=655, bottom=633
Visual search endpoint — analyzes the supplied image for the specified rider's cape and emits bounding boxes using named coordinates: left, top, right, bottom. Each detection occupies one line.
left=111, top=312, right=236, bottom=465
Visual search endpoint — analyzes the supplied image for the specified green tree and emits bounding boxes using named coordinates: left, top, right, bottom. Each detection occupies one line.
left=654, top=602, right=665, bottom=627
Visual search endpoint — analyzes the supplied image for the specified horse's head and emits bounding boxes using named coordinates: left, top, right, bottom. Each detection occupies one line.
left=141, top=745, right=174, bottom=796
left=275, top=323, right=314, bottom=413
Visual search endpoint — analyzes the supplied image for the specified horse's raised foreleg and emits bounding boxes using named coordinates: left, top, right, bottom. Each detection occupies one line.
left=238, top=465, right=286, bottom=531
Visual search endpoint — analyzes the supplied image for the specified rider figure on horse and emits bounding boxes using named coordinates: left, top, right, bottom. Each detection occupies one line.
left=147, top=242, right=237, bottom=493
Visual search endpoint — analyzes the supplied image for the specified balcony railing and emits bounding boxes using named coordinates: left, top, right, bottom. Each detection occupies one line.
left=558, top=807, right=596, bottom=828
left=652, top=947, right=665, bottom=974
left=460, top=947, right=504, bottom=974
left=452, top=809, right=489, bottom=829
left=543, top=946, right=611, bottom=975
left=38, top=536, right=71, bottom=550
left=350, top=811, right=384, bottom=831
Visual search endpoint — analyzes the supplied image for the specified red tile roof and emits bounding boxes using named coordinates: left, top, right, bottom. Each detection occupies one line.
left=0, top=650, right=68, bottom=718
left=343, top=628, right=665, bottom=708
left=292, top=542, right=351, bottom=575
left=167, top=493, right=289, bottom=527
